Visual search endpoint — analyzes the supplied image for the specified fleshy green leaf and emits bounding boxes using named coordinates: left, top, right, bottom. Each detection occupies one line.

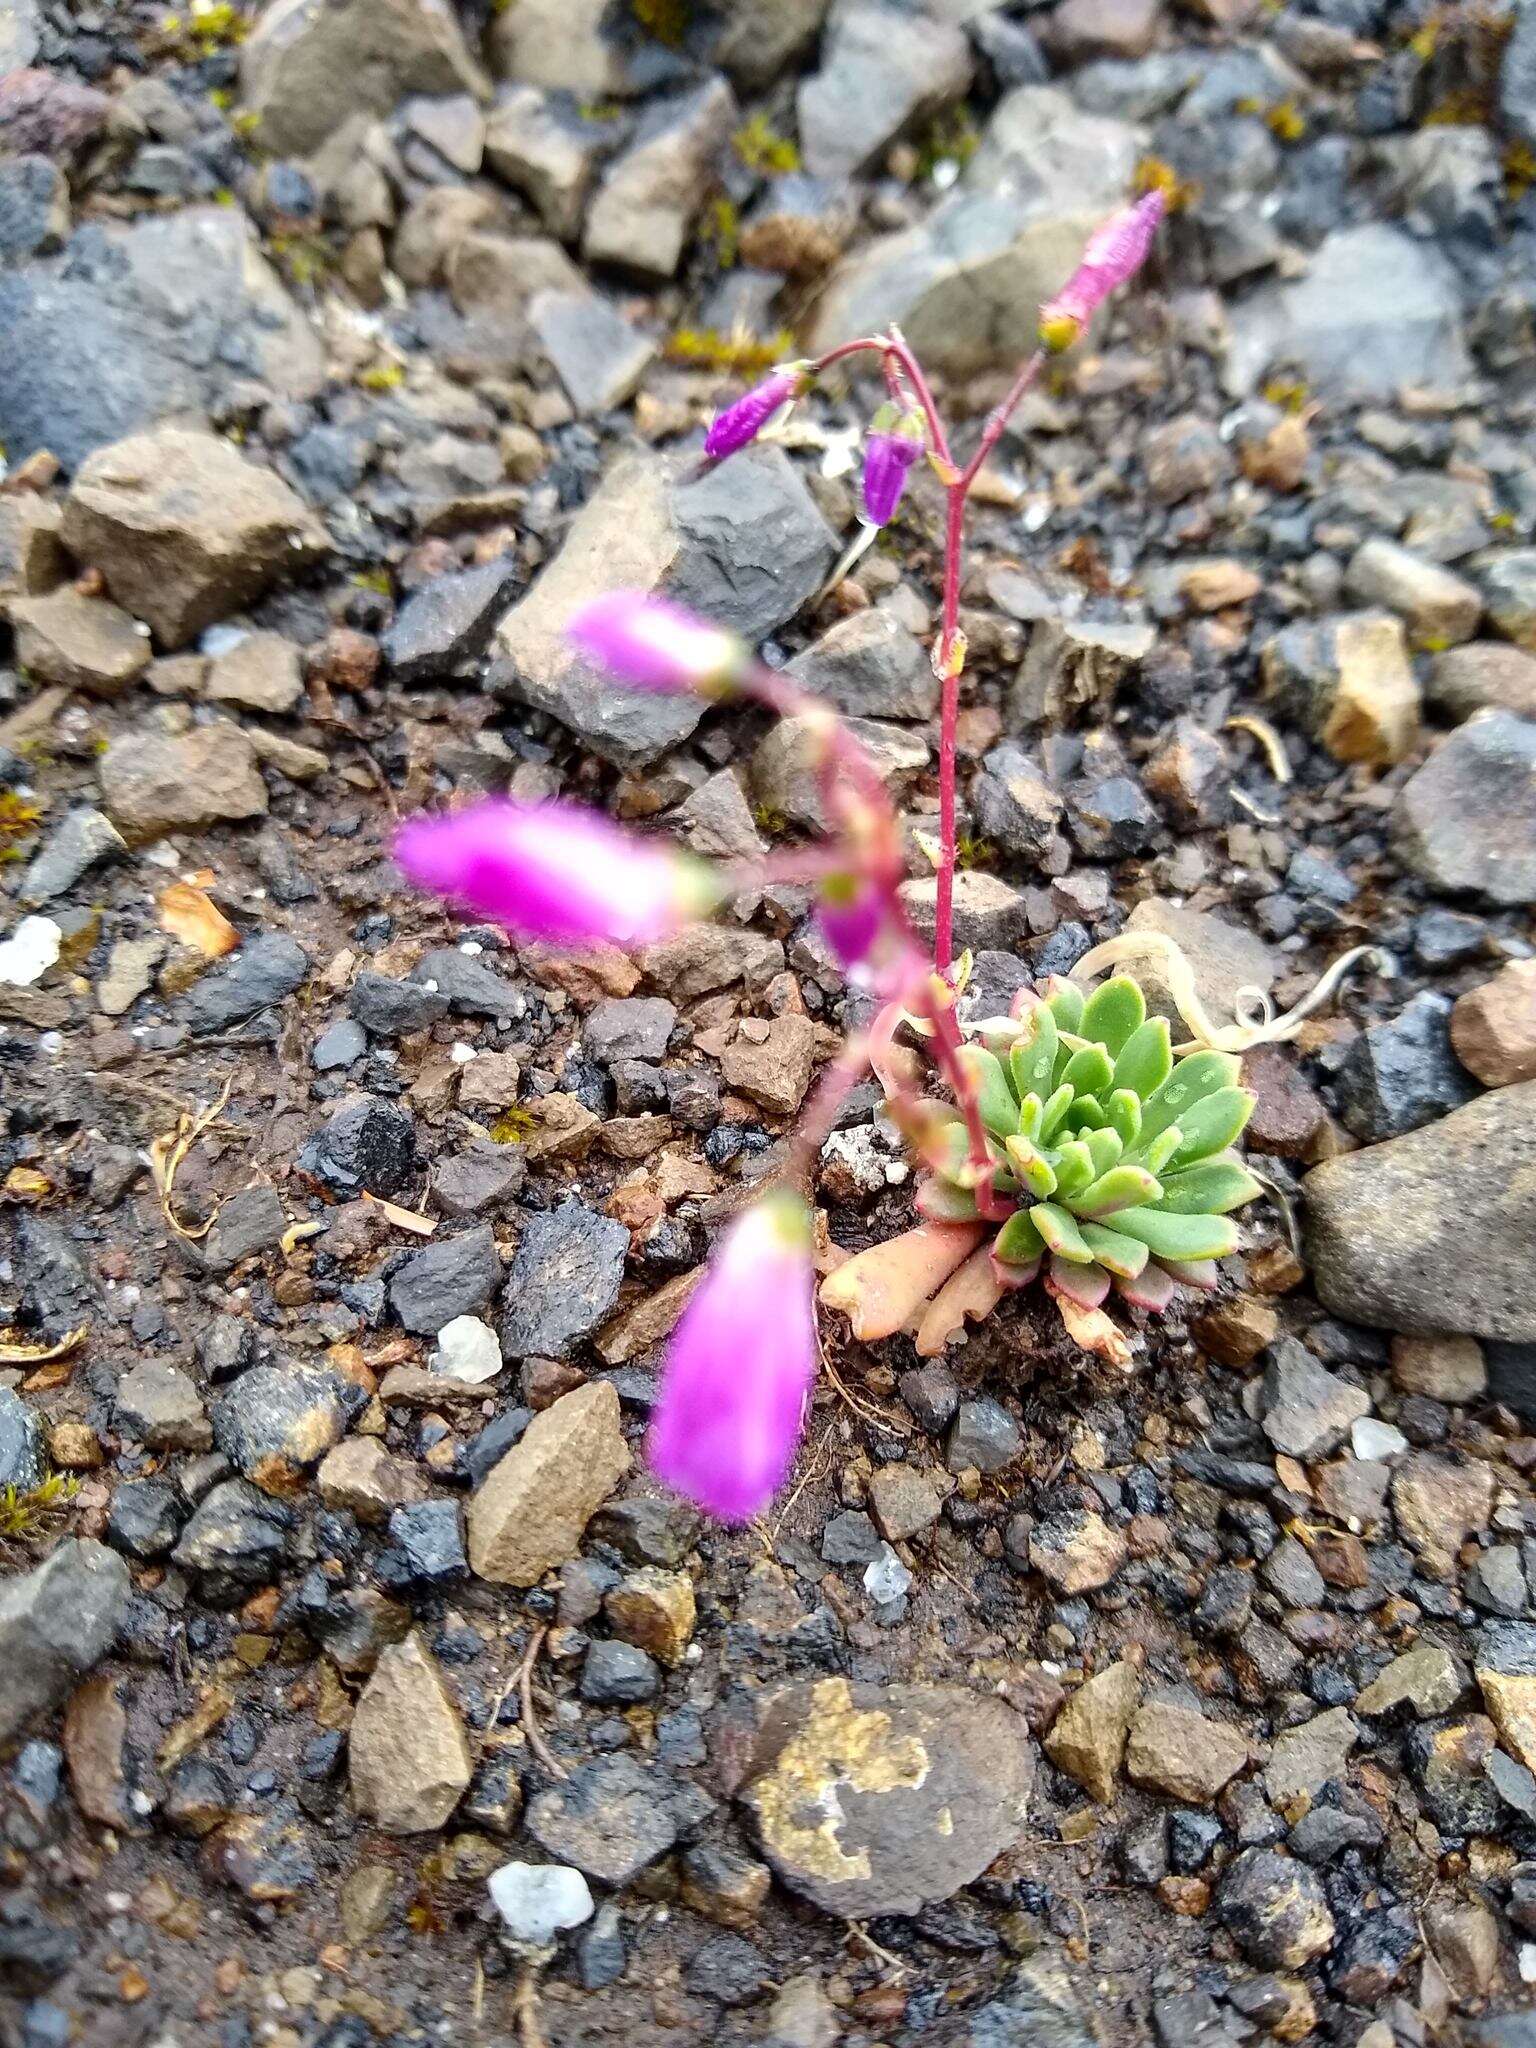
left=1062, top=1043, right=1115, bottom=1099
left=961, top=1044, right=1021, bottom=1140
left=1049, top=1254, right=1110, bottom=1307
left=1016, top=1091, right=1043, bottom=1142
left=1079, top=1222, right=1150, bottom=1280
left=1004, top=1134, right=1057, bottom=1198
left=1080, top=976, right=1146, bottom=1057
left=1038, top=1082, right=1075, bottom=1143
left=1168, top=1088, right=1256, bottom=1168
left=1009, top=1008, right=1058, bottom=1105
left=1063, top=1094, right=1104, bottom=1131
left=1156, top=1157, right=1262, bottom=1215
left=1159, top=1257, right=1220, bottom=1290
left=1084, top=1127, right=1122, bottom=1178
left=1112, top=1017, right=1172, bottom=1103
left=1138, top=1050, right=1242, bottom=1143
left=1031, top=1201, right=1095, bottom=1263
left=994, top=1210, right=1046, bottom=1267
left=1136, top=1125, right=1185, bottom=1175
left=1074, top=1163, right=1163, bottom=1217
left=1106, top=1089, right=1142, bottom=1149
left=916, top=1176, right=980, bottom=1222
left=1045, top=979, right=1085, bottom=1033
left=1115, top=1261, right=1177, bottom=1312
left=1110, top=1207, right=1240, bottom=1261
left=1054, top=1141, right=1095, bottom=1199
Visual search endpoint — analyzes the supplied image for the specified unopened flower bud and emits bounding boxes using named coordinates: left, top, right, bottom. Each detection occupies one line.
left=861, top=403, right=925, bottom=528
left=568, top=592, right=746, bottom=698
left=704, top=362, right=811, bottom=460
left=1038, top=188, right=1165, bottom=353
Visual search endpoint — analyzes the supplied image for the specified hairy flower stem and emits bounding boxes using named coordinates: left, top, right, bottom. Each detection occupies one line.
left=814, top=334, right=1045, bottom=974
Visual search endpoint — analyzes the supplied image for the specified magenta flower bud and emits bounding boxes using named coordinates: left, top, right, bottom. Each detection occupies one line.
left=1039, top=188, right=1166, bottom=352
left=704, top=362, right=811, bottom=460
left=861, top=404, right=925, bottom=528
left=816, top=873, right=886, bottom=979
left=649, top=1190, right=817, bottom=1522
left=395, top=798, right=717, bottom=949
left=568, top=591, right=745, bottom=698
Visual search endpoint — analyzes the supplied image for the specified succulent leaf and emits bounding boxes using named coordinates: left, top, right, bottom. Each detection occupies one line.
left=1049, top=1253, right=1111, bottom=1308
left=1110, top=1206, right=1239, bottom=1261
left=1079, top=975, right=1145, bottom=1056
left=1016, top=1091, right=1043, bottom=1141
left=1158, top=1256, right=1221, bottom=1290
left=1009, top=1008, right=1058, bottom=1103
left=1083, top=1126, right=1123, bottom=1179
left=1155, top=1158, right=1262, bottom=1215
left=916, top=1175, right=980, bottom=1222
left=1038, top=1081, right=1075, bottom=1143
left=1074, top=1163, right=1162, bottom=1217
left=1115, top=1261, right=1178, bottom=1312
left=1078, top=1222, right=1150, bottom=1280
left=1053, top=1140, right=1096, bottom=1199
left=1031, top=1201, right=1095, bottom=1263
left=1064, top=1094, right=1105, bottom=1132
left=1105, top=1089, right=1142, bottom=1149
left=961, top=1044, right=1021, bottom=1139
left=994, top=1209, right=1046, bottom=1267
left=1112, top=1016, right=1172, bottom=1101
left=1044, top=979, right=1085, bottom=1033
left=1138, top=1050, right=1243, bottom=1144
left=1003, top=1134, right=1057, bottom=1198
left=1131, top=1124, right=1185, bottom=1175
left=1167, top=1087, right=1256, bottom=1168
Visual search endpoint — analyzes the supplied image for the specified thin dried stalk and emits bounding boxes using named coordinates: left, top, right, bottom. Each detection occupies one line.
left=148, top=1075, right=236, bottom=1241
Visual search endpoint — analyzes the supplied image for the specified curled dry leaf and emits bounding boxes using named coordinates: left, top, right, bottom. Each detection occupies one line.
left=1049, top=1285, right=1134, bottom=1369
left=158, top=878, right=239, bottom=958
left=359, top=1189, right=437, bottom=1236
left=0, top=1323, right=88, bottom=1366
left=914, top=1243, right=1006, bottom=1357
left=819, top=1221, right=984, bottom=1343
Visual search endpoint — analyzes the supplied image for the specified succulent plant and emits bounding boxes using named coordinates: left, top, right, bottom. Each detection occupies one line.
left=918, top=973, right=1262, bottom=1317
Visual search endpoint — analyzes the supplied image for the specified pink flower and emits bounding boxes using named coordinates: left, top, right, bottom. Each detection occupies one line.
left=395, top=798, right=715, bottom=948
left=568, top=592, right=745, bottom=697
left=704, top=362, right=811, bottom=460
left=649, top=1191, right=818, bottom=1522
left=861, top=405, right=925, bottom=528
left=1038, top=189, right=1166, bottom=352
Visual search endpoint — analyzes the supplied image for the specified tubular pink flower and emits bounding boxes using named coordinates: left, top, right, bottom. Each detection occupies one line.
left=568, top=592, right=745, bottom=698
left=1038, top=188, right=1166, bottom=352
left=861, top=404, right=925, bottom=528
left=649, top=1191, right=818, bottom=1522
left=704, top=362, right=811, bottom=460
left=395, top=798, right=715, bottom=949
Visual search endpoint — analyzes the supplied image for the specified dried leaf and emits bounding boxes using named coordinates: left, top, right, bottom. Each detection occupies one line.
left=359, top=1190, right=437, bottom=1236
left=149, top=1075, right=235, bottom=1242
left=819, top=1221, right=985, bottom=1343
left=158, top=1682, right=236, bottom=1770
left=0, top=1323, right=87, bottom=1366
left=1049, top=1286, right=1134, bottom=1368
left=913, top=1243, right=1005, bottom=1357
left=158, top=880, right=238, bottom=958
left=1, top=1166, right=52, bottom=1205
left=1224, top=714, right=1293, bottom=784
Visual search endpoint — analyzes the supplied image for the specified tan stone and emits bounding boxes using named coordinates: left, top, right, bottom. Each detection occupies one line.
left=1390, top=1333, right=1487, bottom=1405
left=867, top=1465, right=942, bottom=1543
left=604, top=1567, right=696, bottom=1666
left=1125, top=1701, right=1249, bottom=1805
left=317, top=1438, right=427, bottom=1526
left=1321, top=612, right=1420, bottom=765
left=1392, top=1452, right=1493, bottom=1580
left=349, top=1632, right=472, bottom=1834
left=467, top=1381, right=630, bottom=1587
left=720, top=1012, right=817, bottom=1116
left=1452, top=960, right=1536, bottom=1086
left=1345, top=537, right=1483, bottom=647
left=10, top=587, right=150, bottom=697
left=596, top=1268, right=702, bottom=1366
left=1043, top=1660, right=1140, bottom=1804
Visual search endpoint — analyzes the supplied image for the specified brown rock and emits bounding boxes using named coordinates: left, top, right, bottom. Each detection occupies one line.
left=63, top=1673, right=131, bottom=1828
left=1126, top=1701, right=1249, bottom=1804
left=99, top=724, right=268, bottom=840
left=0, top=494, right=69, bottom=608
left=10, top=587, right=150, bottom=697
left=604, top=1567, right=696, bottom=1666
left=1391, top=1452, right=1493, bottom=1579
left=1241, top=1046, right=1325, bottom=1157
left=1451, top=960, right=1536, bottom=1086
left=203, top=631, right=304, bottom=715
left=317, top=1438, right=427, bottom=1526
left=63, top=428, right=328, bottom=649
left=596, top=1268, right=702, bottom=1365
left=467, top=1380, right=630, bottom=1587
left=1429, top=641, right=1536, bottom=722
left=349, top=1632, right=472, bottom=1834
left=720, top=1012, right=817, bottom=1116
left=1390, top=1333, right=1487, bottom=1405
left=1043, top=1660, right=1140, bottom=1804
left=1194, top=1296, right=1279, bottom=1369
left=867, top=1465, right=942, bottom=1543
left=1050, top=0, right=1163, bottom=61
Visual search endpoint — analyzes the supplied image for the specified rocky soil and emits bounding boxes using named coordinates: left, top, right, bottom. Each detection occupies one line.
left=2, top=1, right=1536, bottom=2045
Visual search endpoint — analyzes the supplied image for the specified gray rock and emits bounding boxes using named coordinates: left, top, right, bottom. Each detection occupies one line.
left=18, top=807, right=124, bottom=907
left=492, top=447, right=835, bottom=766
left=488, top=0, right=640, bottom=100
left=810, top=84, right=1141, bottom=373
left=529, top=288, right=655, bottom=416
left=299, top=1097, right=417, bottom=1198
left=200, top=1186, right=288, bottom=1274
left=0, top=208, right=325, bottom=472
left=484, top=86, right=605, bottom=242
left=971, top=742, right=1064, bottom=859
left=585, top=77, right=737, bottom=279
left=754, top=713, right=928, bottom=832
left=1395, top=712, right=1536, bottom=906
left=947, top=1399, right=1022, bottom=1475
left=100, top=724, right=269, bottom=841
left=1502, top=2, right=1536, bottom=152
left=0, top=1387, right=43, bottom=1490
left=0, top=154, right=67, bottom=264
left=389, top=1224, right=504, bottom=1336
left=116, top=1360, right=210, bottom=1452
left=13, top=1213, right=95, bottom=1333
left=213, top=1364, right=359, bottom=1486
left=382, top=557, right=518, bottom=685
left=501, top=1201, right=628, bottom=1358
left=1476, top=548, right=1536, bottom=648
left=181, top=935, right=309, bottom=1034
left=431, top=1139, right=527, bottom=1218
left=350, top=969, right=450, bottom=1038
left=1428, top=643, right=1536, bottom=723
left=172, top=1479, right=293, bottom=1595
left=785, top=609, right=939, bottom=720
left=711, top=0, right=830, bottom=91
left=239, top=0, right=489, bottom=158
left=0, top=1541, right=128, bottom=1744
left=1224, top=223, right=1471, bottom=399
left=526, top=1752, right=679, bottom=1885
left=313, top=1019, right=367, bottom=1072
left=10, top=588, right=152, bottom=697
left=581, top=1639, right=660, bottom=1704
left=411, top=946, right=526, bottom=1020
left=1304, top=1080, right=1536, bottom=1342
left=1337, top=991, right=1480, bottom=1141
left=584, top=997, right=676, bottom=1065
left=797, top=4, right=972, bottom=181
left=0, top=0, right=40, bottom=70
left=1261, top=1340, right=1370, bottom=1459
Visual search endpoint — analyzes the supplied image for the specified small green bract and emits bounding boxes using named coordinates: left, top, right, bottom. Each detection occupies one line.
left=923, top=973, right=1261, bottom=1316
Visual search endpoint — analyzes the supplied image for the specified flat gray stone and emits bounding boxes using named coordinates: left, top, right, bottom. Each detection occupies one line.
left=0, top=1540, right=129, bottom=1744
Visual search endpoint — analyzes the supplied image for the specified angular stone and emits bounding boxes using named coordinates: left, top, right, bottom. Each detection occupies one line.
left=239, top=0, right=489, bottom=158
left=1030, top=1508, right=1127, bottom=1594
left=500, top=1201, right=628, bottom=1359
left=1261, top=610, right=1419, bottom=767
left=204, top=631, right=303, bottom=715
left=1356, top=1645, right=1466, bottom=1719
left=740, top=1678, right=1035, bottom=1917
left=1477, top=548, right=1536, bottom=648
left=1394, top=711, right=1536, bottom=905
left=488, top=0, right=637, bottom=99
left=1126, top=1701, right=1248, bottom=1805
left=1452, top=961, right=1536, bottom=1087
left=711, top=0, right=831, bottom=90
left=605, top=1567, right=696, bottom=1667
left=1216, top=1849, right=1335, bottom=1969
left=488, top=1861, right=594, bottom=1945
left=349, top=1631, right=472, bottom=1834
left=491, top=447, right=835, bottom=766
left=0, top=207, right=325, bottom=472
left=0, top=1388, right=43, bottom=1491
left=1428, top=641, right=1536, bottom=723
left=484, top=85, right=603, bottom=241
left=797, top=4, right=972, bottom=182
left=20, top=807, right=124, bottom=909
left=1392, top=1451, right=1493, bottom=1578
left=1474, top=1620, right=1536, bottom=1775
left=389, top=1224, right=503, bottom=1337
left=1044, top=1660, right=1140, bottom=1804
left=640, top=924, right=783, bottom=1002
left=526, top=1751, right=678, bottom=1885
left=200, top=1185, right=289, bottom=1272
left=1392, top=1333, right=1487, bottom=1405
left=785, top=609, right=939, bottom=720
left=318, top=1438, right=426, bottom=1525
left=116, top=1360, right=211, bottom=1452
left=172, top=1478, right=292, bottom=1595
left=1121, top=898, right=1277, bottom=1037
left=1261, top=1342, right=1369, bottom=1460
left=867, top=1465, right=942, bottom=1544
left=1345, top=538, right=1482, bottom=647
left=99, top=723, right=268, bottom=841
left=383, top=556, right=517, bottom=686
left=1264, top=1708, right=1357, bottom=1806
left=529, top=289, right=655, bottom=417
left=64, top=429, right=328, bottom=650
left=0, top=1540, right=129, bottom=1744
left=467, top=1380, right=630, bottom=1586
left=753, top=713, right=927, bottom=833
left=1303, top=1081, right=1536, bottom=1342
left=10, top=588, right=149, bottom=697
left=1337, top=990, right=1479, bottom=1142
left=300, top=1096, right=417, bottom=1198
left=180, top=934, right=308, bottom=1034
left=720, top=1013, right=818, bottom=1117
left=585, top=77, right=737, bottom=279
left=213, top=1364, right=356, bottom=1494
left=1009, top=615, right=1156, bottom=729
